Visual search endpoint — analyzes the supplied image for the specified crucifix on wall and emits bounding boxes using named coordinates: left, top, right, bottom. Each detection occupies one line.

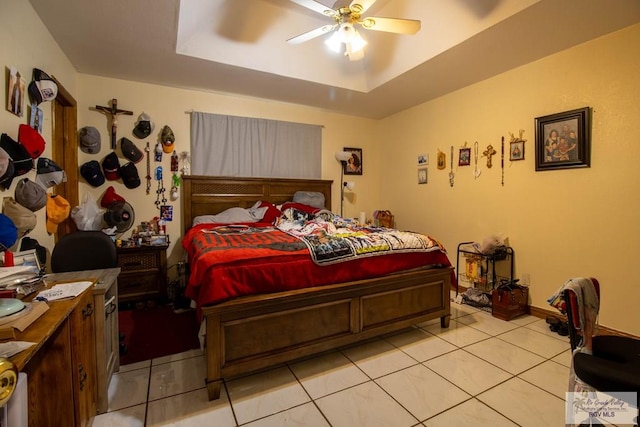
left=483, top=144, right=497, bottom=168
left=94, top=98, right=133, bottom=149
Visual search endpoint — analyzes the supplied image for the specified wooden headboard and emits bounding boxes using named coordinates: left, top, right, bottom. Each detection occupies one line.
left=181, top=175, right=333, bottom=231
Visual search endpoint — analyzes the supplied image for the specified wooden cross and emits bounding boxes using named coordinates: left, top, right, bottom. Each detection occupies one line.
left=483, top=144, right=497, bottom=168
left=94, top=98, right=133, bottom=149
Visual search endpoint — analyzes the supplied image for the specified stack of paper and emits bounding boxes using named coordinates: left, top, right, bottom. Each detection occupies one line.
left=35, top=281, right=93, bottom=302
left=0, top=266, right=40, bottom=288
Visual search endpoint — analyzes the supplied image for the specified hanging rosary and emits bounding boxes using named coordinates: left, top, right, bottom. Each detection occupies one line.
left=155, top=166, right=167, bottom=210
left=501, top=136, right=505, bottom=187
left=449, top=145, right=455, bottom=187
left=145, top=142, right=152, bottom=194
left=473, top=141, right=481, bottom=179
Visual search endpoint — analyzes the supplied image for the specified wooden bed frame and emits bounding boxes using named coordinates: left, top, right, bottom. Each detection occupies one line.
left=181, top=175, right=453, bottom=400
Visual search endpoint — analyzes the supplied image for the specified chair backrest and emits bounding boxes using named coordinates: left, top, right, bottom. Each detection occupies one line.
left=564, top=277, right=600, bottom=350
left=51, top=231, right=118, bottom=273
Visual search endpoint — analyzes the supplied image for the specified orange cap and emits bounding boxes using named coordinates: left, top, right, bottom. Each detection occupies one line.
left=46, top=194, right=70, bottom=234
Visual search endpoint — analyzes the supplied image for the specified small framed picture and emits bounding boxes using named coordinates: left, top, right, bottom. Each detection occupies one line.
left=459, top=148, right=471, bottom=166
left=535, top=107, right=591, bottom=171
left=6, top=66, right=26, bottom=118
left=510, top=140, right=524, bottom=161
left=417, top=154, right=428, bottom=166
left=418, top=167, right=428, bottom=184
left=343, top=147, right=362, bottom=175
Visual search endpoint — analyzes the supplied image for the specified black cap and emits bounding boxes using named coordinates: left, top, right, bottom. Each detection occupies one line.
left=121, top=138, right=143, bottom=163
left=119, top=162, right=140, bottom=189
left=81, top=160, right=106, bottom=187
left=0, top=133, right=33, bottom=190
left=101, top=152, right=121, bottom=180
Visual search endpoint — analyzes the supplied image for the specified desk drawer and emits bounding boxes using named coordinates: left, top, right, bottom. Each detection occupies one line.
left=118, top=252, right=159, bottom=271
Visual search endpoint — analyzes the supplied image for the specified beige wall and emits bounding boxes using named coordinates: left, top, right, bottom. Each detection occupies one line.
left=0, top=0, right=77, bottom=251
left=76, top=76, right=381, bottom=268
left=378, top=23, right=640, bottom=335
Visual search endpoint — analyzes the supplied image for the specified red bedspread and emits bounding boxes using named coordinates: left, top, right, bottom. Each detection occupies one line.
left=183, top=222, right=452, bottom=308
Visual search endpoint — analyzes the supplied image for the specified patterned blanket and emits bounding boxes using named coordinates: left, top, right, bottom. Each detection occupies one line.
left=275, top=208, right=445, bottom=265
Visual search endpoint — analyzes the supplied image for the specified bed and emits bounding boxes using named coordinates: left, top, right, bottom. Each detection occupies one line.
left=181, top=175, right=453, bottom=400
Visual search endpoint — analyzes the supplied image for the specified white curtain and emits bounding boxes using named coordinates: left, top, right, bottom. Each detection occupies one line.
left=190, top=112, right=322, bottom=178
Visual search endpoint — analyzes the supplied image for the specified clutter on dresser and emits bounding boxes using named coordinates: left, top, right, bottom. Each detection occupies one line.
left=124, top=217, right=170, bottom=247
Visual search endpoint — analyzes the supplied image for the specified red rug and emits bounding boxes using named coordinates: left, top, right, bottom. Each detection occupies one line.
left=118, top=305, right=201, bottom=365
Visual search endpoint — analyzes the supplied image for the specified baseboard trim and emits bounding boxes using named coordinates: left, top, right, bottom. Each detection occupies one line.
left=454, top=284, right=638, bottom=340
left=528, top=305, right=639, bottom=340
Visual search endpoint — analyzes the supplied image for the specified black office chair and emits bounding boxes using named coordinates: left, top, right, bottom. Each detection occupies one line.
left=51, top=231, right=118, bottom=273
left=564, top=279, right=640, bottom=393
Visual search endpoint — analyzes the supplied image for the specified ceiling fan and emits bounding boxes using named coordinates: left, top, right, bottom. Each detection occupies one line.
left=287, top=0, right=421, bottom=61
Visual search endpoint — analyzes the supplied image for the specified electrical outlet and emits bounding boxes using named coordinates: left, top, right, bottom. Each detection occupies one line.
left=522, top=273, right=530, bottom=286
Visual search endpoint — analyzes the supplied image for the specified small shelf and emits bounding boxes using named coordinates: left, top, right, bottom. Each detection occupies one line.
left=456, top=241, right=514, bottom=296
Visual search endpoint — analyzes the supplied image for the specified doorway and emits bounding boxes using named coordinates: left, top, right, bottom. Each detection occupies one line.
left=51, top=76, right=79, bottom=239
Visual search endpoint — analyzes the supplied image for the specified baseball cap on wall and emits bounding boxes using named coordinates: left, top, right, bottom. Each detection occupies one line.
left=35, top=158, right=67, bottom=189
left=0, top=214, right=18, bottom=251
left=101, top=152, right=121, bottom=180
left=18, top=124, right=45, bottom=159
left=79, top=126, right=101, bottom=154
left=119, top=162, right=140, bottom=189
left=133, top=112, right=154, bottom=139
left=0, top=133, right=33, bottom=190
left=80, top=160, right=106, bottom=187
left=46, top=194, right=71, bottom=234
left=2, top=197, right=36, bottom=238
left=121, top=138, right=143, bottom=163
left=28, top=68, right=58, bottom=105
left=160, top=125, right=175, bottom=153
left=15, top=178, right=47, bottom=212
left=0, top=148, right=15, bottom=189
left=100, top=186, right=125, bottom=208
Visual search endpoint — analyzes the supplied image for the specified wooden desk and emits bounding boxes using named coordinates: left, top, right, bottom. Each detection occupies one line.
left=11, top=282, right=96, bottom=427
left=45, top=268, right=121, bottom=414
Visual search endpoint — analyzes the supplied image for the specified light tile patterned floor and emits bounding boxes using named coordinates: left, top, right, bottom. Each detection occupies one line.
left=93, top=297, right=574, bottom=426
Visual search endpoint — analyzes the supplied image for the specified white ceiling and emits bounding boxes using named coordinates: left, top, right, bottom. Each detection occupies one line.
left=29, top=0, right=640, bottom=119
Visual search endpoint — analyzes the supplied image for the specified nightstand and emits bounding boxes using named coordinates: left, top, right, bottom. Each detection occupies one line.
left=116, top=245, right=168, bottom=304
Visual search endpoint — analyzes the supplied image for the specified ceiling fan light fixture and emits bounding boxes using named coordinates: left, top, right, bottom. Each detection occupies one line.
left=350, top=31, right=367, bottom=52
left=325, top=31, right=342, bottom=53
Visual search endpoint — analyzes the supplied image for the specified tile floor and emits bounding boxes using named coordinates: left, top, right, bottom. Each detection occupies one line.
left=94, top=298, right=574, bottom=426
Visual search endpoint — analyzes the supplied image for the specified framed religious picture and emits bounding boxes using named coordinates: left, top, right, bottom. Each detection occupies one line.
left=343, top=147, right=362, bottom=175
left=535, top=107, right=591, bottom=171
left=417, top=154, right=428, bottom=166
left=510, top=139, right=525, bottom=161
left=418, top=167, right=427, bottom=184
left=458, top=147, right=471, bottom=166
left=6, top=66, right=26, bottom=117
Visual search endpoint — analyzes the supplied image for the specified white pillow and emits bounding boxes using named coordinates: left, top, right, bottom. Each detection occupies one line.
left=292, top=191, right=325, bottom=209
left=193, top=205, right=267, bottom=225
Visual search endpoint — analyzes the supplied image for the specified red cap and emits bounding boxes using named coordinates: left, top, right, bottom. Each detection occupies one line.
left=18, top=124, right=45, bottom=159
left=101, top=186, right=125, bottom=208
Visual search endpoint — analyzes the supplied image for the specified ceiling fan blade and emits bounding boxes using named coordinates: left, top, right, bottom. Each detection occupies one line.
left=290, top=0, right=337, bottom=17
left=360, top=16, right=421, bottom=34
left=349, top=0, right=376, bottom=15
left=287, top=24, right=336, bottom=45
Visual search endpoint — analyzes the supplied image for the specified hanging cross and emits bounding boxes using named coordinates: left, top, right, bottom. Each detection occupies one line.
left=483, top=144, right=497, bottom=168
left=94, top=98, right=133, bottom=149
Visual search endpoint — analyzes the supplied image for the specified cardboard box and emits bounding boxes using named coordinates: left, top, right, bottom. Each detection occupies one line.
left=492, top=285, right=528, bottom=321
